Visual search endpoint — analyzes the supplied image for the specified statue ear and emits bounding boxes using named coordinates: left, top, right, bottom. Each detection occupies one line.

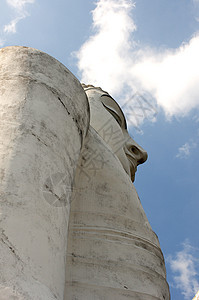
left=102, top=102, right=123, bottom=127
left=101, top=95, right=127, bottom=129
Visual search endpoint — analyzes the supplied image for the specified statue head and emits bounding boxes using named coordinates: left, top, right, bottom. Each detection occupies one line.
left=82, top=84, right=148, bottom=182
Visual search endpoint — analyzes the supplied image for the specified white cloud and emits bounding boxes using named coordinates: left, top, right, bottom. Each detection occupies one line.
left=4, top=16, right=23, bottom=34
left=1, top=0, right=35, bottom=37
left=176, top=143, right=191, bottom=158
left=193, top=115, right=199, bottom=123
left=76, top=0, right=199, bottom=128
left=176, top=141, right=197, bottom=159
left=132, top=35, right=199, bottom=117
left=6, top=0, right=35, bottom=11
left=76, top=0, right=136, bottom=95
left=168, top=240, right=199, bottom=299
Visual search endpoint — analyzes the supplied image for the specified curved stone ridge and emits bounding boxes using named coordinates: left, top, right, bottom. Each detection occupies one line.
left=81, top=83, right=108, bottom=94
left=0, top=46, right=89, bottom=300
left=65, top=127, right=170, bottom=300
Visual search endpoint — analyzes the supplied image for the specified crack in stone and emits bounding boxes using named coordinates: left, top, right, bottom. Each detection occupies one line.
left=57, top=96, right=70, bottom=116
left=31, top=132, right=48, bottom=147
left=45, top=184, right=62, bottom=201
left=0, top=75, right=84, bottom=144
left=1, top=231, right=22, bottom=262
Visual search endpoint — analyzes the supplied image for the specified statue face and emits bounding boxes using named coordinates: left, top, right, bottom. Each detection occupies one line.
left=84, top=88, right=147, bottom=182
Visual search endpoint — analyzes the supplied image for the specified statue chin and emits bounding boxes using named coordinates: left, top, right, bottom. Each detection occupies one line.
left=130, top=166, right=136, bottom=182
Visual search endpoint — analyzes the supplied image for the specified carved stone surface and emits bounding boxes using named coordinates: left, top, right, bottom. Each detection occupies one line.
left=0, top=46, right=89, bottom=299
left=0, top=46, right=170, bottom=300
left=64, top=86, right=170, bottom=299
left=82, top=85, right=148, bottom=182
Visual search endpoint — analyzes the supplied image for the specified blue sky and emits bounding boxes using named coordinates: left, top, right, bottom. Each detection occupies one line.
left=0, top=1, right=199, bottom=299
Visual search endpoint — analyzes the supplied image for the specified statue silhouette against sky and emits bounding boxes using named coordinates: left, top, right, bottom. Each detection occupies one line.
left=0, top=46, right=170, bottom=300
left=64, top=84, right=170, bottom=299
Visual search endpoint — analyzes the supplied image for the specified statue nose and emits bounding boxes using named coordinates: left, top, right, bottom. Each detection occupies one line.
left=125, top=136, right=148, bottom=166
left=130, top=145, right=148, bottom=165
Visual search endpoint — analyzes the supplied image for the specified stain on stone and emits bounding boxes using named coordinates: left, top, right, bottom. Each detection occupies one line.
left=40, top=121, right=46, bottom=129
left=1, top=230, right=21, bottom=261
left=0, top=168, right=5, bottom=181
left=31, top=132, right=48, bottom=147
left=57, top=96, right=71, bottom=115
left=79, top=129, right=83, bottom=143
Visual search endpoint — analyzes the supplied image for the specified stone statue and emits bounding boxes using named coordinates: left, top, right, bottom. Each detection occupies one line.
left=0, top=47, right=170, bottom=300
left=81, top=84, right=148, bottom=182
left=64, top=85, right=170, bottom=299
left=0, top=46, right=89, bottom=300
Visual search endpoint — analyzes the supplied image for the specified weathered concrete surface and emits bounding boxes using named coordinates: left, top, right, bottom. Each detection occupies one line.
left=65, top=127, right=170, bottom=299
left=64, top=86, right=170, bottom=299
left=0, top=47, right=170, bottom=300
left=0, top=46, right=89, bottom=299
left=83, top=86, right=148, bottom=182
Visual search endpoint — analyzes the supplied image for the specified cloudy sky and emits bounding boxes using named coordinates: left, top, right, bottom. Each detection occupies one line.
left=0, top=0, right=199, bottom=299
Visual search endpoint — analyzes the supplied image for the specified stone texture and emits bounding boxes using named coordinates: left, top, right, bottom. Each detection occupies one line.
left=64, top=87, right=170, bottom=299
left=0, top=46, right=89, bottom=299
left=0, top=46, right=170, bottom=300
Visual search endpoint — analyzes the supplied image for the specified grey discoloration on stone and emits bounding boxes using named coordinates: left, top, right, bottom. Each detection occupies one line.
left=1, top=230, right=22, bottom=261
left=0, top=46, right=89, bottom=299
left=64, top=90, right=170, bottom=299
left=0, top=46, right=89, bottom=142
left=0, top=46, right=169, bottom=300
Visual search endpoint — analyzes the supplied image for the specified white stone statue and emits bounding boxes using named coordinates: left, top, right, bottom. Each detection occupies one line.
left=0, top=46, right=170, bottom=300
left=0, top=46, right=89, bottom=300
left=64, top=85, right=170, bottom=299
left=81, top=84, right=148, bottom=182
